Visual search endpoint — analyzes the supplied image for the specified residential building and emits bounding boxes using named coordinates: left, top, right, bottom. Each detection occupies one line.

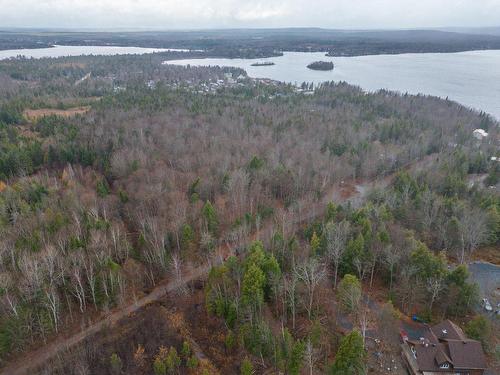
left=401, top=320, right=486, bottom=375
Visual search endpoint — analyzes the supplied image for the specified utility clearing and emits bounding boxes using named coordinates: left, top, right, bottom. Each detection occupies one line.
left=23, top=106, right=90, bottom=121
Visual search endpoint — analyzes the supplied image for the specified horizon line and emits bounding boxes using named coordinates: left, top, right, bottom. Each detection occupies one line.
left=1, top=25, right=500, bottom=33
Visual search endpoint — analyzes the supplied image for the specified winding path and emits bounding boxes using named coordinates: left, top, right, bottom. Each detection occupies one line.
left=0, top=263, right=217, bottom=375
left=0, top=155, right=433, bottom=375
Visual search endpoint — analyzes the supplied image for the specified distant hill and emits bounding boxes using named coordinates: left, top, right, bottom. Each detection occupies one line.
left=2, top=28, right=500, bottom=56
left=438, top=26, right=500, bottom=37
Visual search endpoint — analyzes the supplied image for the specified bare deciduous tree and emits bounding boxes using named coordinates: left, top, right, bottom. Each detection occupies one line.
left=456, top=207, right=489, bottom=264
left=420, top=190, right=441, bottom=238
left=357, top=300, right=373, bottom=347
left=283, top=272, right=298, bottom=329
left=426, top=276, right=444, bottom=311
left=0, top=272, right=19, bottom=317
left=304, top=338, right=319, bottom=375
left=383, top=245, right=400, bottom=292
left=295, top=258, right=326, bottom=319
left=171, top=252, right=186, bottom=294
left=227, top=169, right=250, bottom=220
left=325, top=220, right=350, bottom=288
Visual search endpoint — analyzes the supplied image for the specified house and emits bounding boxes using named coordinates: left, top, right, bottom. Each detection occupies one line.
left=473, top=129, right=488, bottom=140
left=401, top=320, right=486, bottom=375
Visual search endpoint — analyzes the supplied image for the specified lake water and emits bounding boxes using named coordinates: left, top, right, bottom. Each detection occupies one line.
left=0, top=45, right=187, bottom=60
left=166, top=50, right=500, bottom=119
left=1, top=46, right=499, bottom=119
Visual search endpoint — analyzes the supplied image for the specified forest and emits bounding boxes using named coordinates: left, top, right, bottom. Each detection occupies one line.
left=4, top=28, right=500, bottom=57
left=0, top=52, right=498, bottom=375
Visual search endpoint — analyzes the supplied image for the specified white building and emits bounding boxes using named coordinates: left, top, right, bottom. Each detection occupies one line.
left=473, top=129, right=488, bottom=140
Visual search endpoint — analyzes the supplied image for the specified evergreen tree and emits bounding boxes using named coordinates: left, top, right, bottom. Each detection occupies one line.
left=329, top=330, right=366, bottom=375
left=181, top=223, right=195, bottom=250
left=202, top=200, right=218, bottom=235
left=410, top=242, right=447, bottom=280
left=110, top=353, right=122, bottom=374
left=181, top=341, right=191, bottom=360
left=165, top=347, right=181, bottom=373
left=310, top=231, right=321, bottom=256
left=337, top=274, right=362, bottom=313
left=241, top=263, right=265, bottom=312
left=465, top=316, right=490, bottom=350
left=241, top=357, right=254, bottom=375
left=153, top=357, right=167, bottom=375
left=186, top=355, right=198, bottom=369
left=341, top=233, right=365, bottom=276
left=326, top=202, right=338, bottom=222
left=277, top=329, right=305, bottom=375
left=245, top=241, right=281, bottom=300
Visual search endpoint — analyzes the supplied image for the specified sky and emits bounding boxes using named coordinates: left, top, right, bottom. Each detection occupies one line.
left=1, top=0, right=500, bottom=29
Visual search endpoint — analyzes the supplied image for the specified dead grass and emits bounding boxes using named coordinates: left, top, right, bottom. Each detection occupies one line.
left=472, top=246, right=500, bottom=265
left=23, top=106, right=90, bottom=121
left=17, top=126, right=40, bottom=140
left=339, top=182, right=357, bottom=199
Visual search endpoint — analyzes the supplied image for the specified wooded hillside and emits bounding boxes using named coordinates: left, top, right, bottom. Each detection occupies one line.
left=0, top=53, right=498, bottom=375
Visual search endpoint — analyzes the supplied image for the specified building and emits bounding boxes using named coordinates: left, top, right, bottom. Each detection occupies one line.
left=473, top=129, right=488, bottom=140
left=401, top=320, right=487, bottom=375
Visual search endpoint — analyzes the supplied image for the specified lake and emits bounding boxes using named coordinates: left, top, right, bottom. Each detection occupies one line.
left=0, top=45, right=188, bottom=60
left=1, top=46, right=499, bottom=119
left=166, top=50, right=500, bottom=119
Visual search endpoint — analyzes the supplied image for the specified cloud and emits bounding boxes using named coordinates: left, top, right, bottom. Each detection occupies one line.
left=0, top=0, right=499, bottom=29
left=234, top=3, right=289, bottom=22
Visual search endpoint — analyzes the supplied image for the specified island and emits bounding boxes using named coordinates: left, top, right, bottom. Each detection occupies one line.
left=1, top=38, right=497, bottom=375
left=250, top=61, right=275, bottom=67
left=307, top=61, right=334, bottom=71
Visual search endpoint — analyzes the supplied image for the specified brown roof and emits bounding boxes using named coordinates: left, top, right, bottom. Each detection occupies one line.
left=423, top=329, right=439, bottom=344
left=435, top=347, right=452, bottom=366
left=447, top=340, right=486, bottom=370
left=430, top=320, right=466, bottom=341
left=405, top=320, right=486, bottom=372
left=415, top=343, right=452, bottom=372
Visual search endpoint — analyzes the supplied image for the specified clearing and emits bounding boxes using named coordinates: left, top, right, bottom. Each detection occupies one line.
left=23, top=106, right=90, bottom=121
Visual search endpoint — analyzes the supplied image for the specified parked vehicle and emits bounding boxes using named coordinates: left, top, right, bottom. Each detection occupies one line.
left=481, top=298, right=493, bottom=312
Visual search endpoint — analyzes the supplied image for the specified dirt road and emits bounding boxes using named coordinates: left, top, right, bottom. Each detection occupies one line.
left=0, top=155, right=434, bottom=375
left=0, top=263, right=217, bottom=375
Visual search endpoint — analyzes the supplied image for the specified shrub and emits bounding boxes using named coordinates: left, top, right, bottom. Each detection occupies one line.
left=110, top=353, right=122, bottom=374
left=465, top=316, right=490, bottom=350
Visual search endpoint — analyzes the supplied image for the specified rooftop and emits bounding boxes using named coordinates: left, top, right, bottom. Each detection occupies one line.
left=403, top=320, right=486, bottom=373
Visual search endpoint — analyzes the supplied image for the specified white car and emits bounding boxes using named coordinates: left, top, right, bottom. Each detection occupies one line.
left=482, top=298, right=493, bottom=312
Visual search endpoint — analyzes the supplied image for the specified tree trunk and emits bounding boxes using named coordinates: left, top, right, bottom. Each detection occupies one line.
left=334, top=263, right=339, bottom=289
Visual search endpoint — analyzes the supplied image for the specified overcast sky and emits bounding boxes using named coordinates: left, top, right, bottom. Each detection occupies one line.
left=1, top=0, right=499, bottom=29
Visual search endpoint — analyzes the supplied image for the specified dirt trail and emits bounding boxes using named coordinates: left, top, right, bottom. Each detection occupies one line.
left=0, top=154, right=436, bottom=375
left=0, top=183, right=366, bottom=375
left=0, top=264, right=216, bottom=375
